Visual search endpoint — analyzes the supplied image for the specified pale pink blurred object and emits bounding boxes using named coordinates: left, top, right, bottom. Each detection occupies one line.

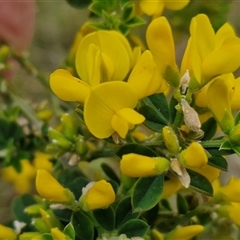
left=0, top=0, right=36, bottom=78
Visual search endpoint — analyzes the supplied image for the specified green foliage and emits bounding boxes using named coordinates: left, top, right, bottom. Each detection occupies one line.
left=132, top=174, right=164, bottom=212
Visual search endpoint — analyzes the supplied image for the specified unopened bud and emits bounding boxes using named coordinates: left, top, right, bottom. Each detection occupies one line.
left=48, top=128, right=72, bottom=150
left=229, top=124, right=240, bottom=145
left=162, top=126, right=180, bottom=154
left=61, top=113, right=78, bottom=141
left=181, top=99, right=201, bottom=132
left=75, top=137, right=88, bottom=156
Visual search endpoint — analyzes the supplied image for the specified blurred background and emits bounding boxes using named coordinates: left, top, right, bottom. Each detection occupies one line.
left=1, top=0, right=240, bottom=224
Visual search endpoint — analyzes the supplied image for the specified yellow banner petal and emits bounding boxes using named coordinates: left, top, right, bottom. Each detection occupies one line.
left=84, top=82, right=138, bottom=139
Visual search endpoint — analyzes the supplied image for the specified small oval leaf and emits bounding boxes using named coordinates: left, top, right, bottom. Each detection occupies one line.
left=72, top=211, right=94, bottom=240
left=132, top=174, right=164, bottom=212
left=93, top=206, right=115, bottom=231
left=187, top=169, right=213, bottom=196
left=115, top=196, right=140, bottom=229
left=208, top=156, right=228, bottom=171
left=117, top=219, right=149, bottom=238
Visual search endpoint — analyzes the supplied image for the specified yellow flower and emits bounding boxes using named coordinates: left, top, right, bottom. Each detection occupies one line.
left=120, top=153, right=170, bottom=178
left=146, top=17, right=179, bottom=87
left=181, top=14, right=240, bottom=88
left=217, top=176, right=240, bottom=203
left=1, top=159, right=35, bottom=194
left=218, top=202, right=240, bottom=226
left=137, top=0, right=190, bottom=18
left=33, top=151, right=53, bottom=173
left=207, top=77, right=235, bottom=134
left=36, top=169, right=75, bottom=203
left=84, top=81, right=145, bottom=139
left=165, top=225, right=204, bottom=240
left=0, top=224, right=17, bottom=240
left=80, top=180, right=115, bottom=211
left=179, top=142, right=208, bottom=169
left=161, top=178, right=182, bottom=199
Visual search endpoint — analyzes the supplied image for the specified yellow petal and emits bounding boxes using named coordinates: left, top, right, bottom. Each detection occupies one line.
left=220, top=176, right=240, bottom=203
left=161, top=178, right=182, bottom=199
left=81, top=180, right=115, bottom=210
left=180, top=142, right=208, bottom=168
left=140, top=0, right=164, bottom=16
left=76, top=31, right=131, bottom=82
left=202, top=37, right=240, bottom=82
left=50, top=69, right=90, bottom=102
left=51, top=228, right=69, bottom=240
left=84, top=82, right=138, bottom=139
left=215, top=23, right=236, bottom=49
left=36, top=169, right=74, bottom=203
left=207, top=77, right=235, bottom=134
left=128, top=50, right=164, bottom=99
left=118, top=108, right=145, bottom=126
left=111, top=114, right=129, bottom=139
left=190, top=14, right=215, bottom=61
left=163, top=0, right=190, bottom=10
left=85, top=44, right=101, bottom=86
left=231, top=76, right=240, bottom=109
left=0, top=224, right=17, bottom=240
left=120, top=154, right=169, bottom=178
left=146, top=17, right=176, bottom=74
left=166, top=225, right=204, bottom=240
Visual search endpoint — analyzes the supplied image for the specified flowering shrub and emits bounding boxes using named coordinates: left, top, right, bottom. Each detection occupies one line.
left=1, top=0, right=240, bottom=239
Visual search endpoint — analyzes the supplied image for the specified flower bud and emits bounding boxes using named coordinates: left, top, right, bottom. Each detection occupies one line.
left=39, top=208, right=62, bottom=230
left=120, top=153, right=170, bottom=178
left=24, top=203, right=47, bottom=215
left=61, top=113, right=78, bottom=141
left=75, top=136, right=88, bottom=156
left=229, top=124, right=240, bottom=145
left=179, top=142, right=208, bottom=168
left=165, top=225, right=204, bottom=240
left=162, top=126, right=180, bottom=154
left=36, top=169, right=75, bottom=203
left=48, top=128, right=72, bottom=150
left=0, top=224, right=17, bottom=240
left=51, top=227, right=70, bottom=240
left=79, top=180, right=115, bottom=211
left=19, top=232, right=42, bottom=240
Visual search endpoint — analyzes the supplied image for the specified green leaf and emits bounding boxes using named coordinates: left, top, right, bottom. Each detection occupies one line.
left=52, top=208, right=72, bottom=222
left=101, top=163, right=120, bottom=185
left=72, top=211, right=94, bottom=240
left=117, top=143, right=157, bottom=158
left=119, top=0, right=131, bottom=8
left=126, top=16, right=145, bottom=27
left=64, top=222, right=75, bottom=239
left=177, top=193, right=189, bottom=214
left=208, top=156, right=228, bottom=171
left=66, top=0, right=91, bottom=8
left=89, top=2, right=103, bottom=17
left=122, top=5, right=134, bottom=22
left=207, top=147, right=234, bottom=156
left=232, top=145, right=240, bottom=156
left=220, top=140, right=232, bottom=150
left=12, top=194, right=36, bottom=224
left=169, top=96, right=178, bottom=124
left=67, top=177, right=89, bottom=199
left=148, top=93, right=169, bottom=120
left=187, top=169, right=213, bottom=196
left=39, top=234, right=53, bottom=240
left=138, top=105, right=167, bottom=132
left=117, top=219, right=149, bottom=238
left=201, top=117, right=217, bottom=140
left=115, top=196, right=140, bottom=229
left=93, top=206, right=115, bottom=231
left=132, top=174, right=164, bottom=212
left=164, top=65, right=180, bottom=88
